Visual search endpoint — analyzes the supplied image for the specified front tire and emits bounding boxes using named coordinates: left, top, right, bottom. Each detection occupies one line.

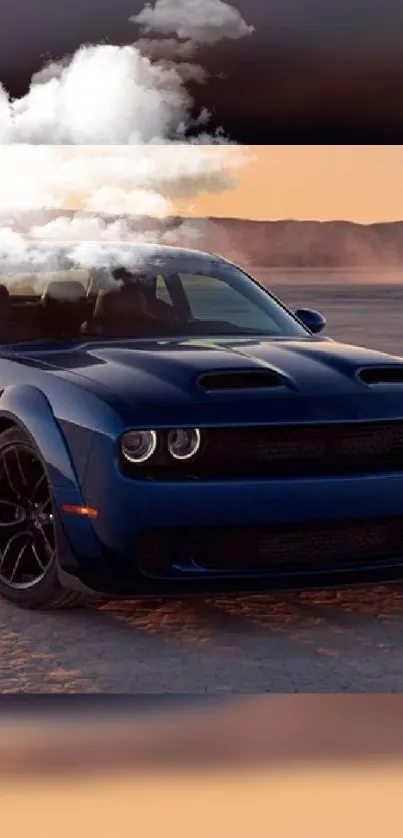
left=0, top=426, right=88, bottom=610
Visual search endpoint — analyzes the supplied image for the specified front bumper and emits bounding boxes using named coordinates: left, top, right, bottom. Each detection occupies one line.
left=55, top=438, right=403, bottom=596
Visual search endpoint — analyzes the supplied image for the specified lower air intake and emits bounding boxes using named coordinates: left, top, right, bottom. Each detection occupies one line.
left=137, top=518, right=403, bottom=576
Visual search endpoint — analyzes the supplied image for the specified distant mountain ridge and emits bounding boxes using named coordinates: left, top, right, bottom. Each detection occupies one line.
left=3, top=211, right=403, bottom=268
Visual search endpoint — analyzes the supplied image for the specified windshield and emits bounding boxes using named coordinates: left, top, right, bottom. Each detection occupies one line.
left=0, top=245, right=309, bottom=344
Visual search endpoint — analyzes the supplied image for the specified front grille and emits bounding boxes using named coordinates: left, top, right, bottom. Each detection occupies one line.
left=137, top=518, right=403, bottom=575
left=200, top=421, right=403, bottom=478
left=125, top=421, right=403, bottom=480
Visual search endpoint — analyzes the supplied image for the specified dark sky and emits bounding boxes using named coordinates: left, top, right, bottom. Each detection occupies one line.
left=1, top=0, right=403, bottom=141
left=2, top=0, right=403, bottom=55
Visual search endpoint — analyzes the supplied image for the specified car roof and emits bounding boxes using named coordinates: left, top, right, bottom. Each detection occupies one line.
left=24, top=240, right=222, bottom=263
left=1, top=240, right=228, bottom=297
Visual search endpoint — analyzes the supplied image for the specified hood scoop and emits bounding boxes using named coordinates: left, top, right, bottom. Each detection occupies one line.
left=198, top=370, right=284, bottom=392
left=358, top=366, right=403, bottom=385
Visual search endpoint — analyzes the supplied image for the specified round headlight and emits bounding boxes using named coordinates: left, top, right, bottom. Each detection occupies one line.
left=121, top=430, right=157, bottom=464
left=167, top=428, right=201, bottom=461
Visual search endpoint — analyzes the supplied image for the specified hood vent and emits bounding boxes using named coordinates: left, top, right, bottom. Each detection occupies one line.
left=198, top=370, right=284, bottom=391
left=359, top=366, right=403, bottom=385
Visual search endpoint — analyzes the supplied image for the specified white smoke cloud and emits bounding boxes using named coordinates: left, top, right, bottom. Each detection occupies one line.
left=135, top=37, right=198, bottom=61
left=1, top=46, right=195, bottom=145
left=0, top=219, right=212, bottom=296
left=0, top=144, right=250, bottom=294
left=0, top=227, right=29, bottom=259
left=0, top=145, right=246, bottom=214
left=30, top=61, right=68, bottom=87
left=0, top=0, right=254, bottom=297
left=0, top=0, right=253, bottom=145
left=131, top=0, right=255, bottom=44
left=0, top=145, right=250, bottom=292
left=29, top=216, right=135, bottom=242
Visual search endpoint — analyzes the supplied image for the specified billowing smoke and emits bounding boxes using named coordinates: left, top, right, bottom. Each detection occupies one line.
left=0, top=143, right=249, bottom=291
left=0, top=0, right=253, bottom=296
left=0, top=0, right=253, bottom=145
left=0, top=144, right=247, bottom=215
left=131, top=0, right=255, bottom=45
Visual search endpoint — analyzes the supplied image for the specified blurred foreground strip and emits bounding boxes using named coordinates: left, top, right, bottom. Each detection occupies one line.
left=1, top=767, right=403, bottom=838
left=1, top=695, right=403, bottom=777
left=2, top=697, right=403, bottom=837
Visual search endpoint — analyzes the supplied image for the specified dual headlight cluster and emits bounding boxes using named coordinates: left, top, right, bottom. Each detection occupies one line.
left=120, top=428, right=202, bottom=464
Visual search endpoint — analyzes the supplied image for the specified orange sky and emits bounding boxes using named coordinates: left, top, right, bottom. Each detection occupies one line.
left=175, top=146, right=403, bottom=223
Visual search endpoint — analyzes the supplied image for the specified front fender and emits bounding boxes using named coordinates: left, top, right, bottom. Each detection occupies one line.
left=0, top=383, right=107, bottom=566
left=0, top=384, right=84, bottom=498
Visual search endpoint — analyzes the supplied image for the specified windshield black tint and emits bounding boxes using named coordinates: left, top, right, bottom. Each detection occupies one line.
left=168, top=262, right=308, bottom=337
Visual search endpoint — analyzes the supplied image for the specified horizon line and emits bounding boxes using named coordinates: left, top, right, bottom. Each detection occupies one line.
left=3, top=211, right=403, bottom=226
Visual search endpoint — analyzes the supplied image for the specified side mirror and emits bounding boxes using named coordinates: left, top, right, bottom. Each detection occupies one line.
left=294, top=307, right=326, bottom=334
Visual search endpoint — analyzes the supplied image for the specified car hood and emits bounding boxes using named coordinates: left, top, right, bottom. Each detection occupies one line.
left=20, top=336, right=403, bottom=425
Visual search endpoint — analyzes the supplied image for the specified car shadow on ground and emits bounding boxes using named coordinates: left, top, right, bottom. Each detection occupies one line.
left=86, top=585, right=403, bottom=689
left=2, top=586, right=403, bottom=692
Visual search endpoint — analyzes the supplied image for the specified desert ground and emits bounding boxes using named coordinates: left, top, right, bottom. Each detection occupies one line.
left=268, top=276, right=403, bottom=356
left=2, top=277, right=403, bottom=693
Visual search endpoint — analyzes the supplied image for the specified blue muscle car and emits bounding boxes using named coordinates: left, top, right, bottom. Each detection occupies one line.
left=1, top=241, right=403, bottom=609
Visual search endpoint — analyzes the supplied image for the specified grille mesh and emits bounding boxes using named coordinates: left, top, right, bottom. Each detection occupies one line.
left=190, top=422, right=403, bottom=478
left=138, top=518, right=403, bottom=574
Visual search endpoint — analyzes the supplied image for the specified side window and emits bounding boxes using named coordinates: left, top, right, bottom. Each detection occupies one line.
left=178, top=273, right=281, bottom=332
left=155, top=274, right=173, bottom=305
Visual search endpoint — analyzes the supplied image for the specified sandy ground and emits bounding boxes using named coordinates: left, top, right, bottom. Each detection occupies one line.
left=2, top=282, right=403, bottom=694
left=277, top=282, right=403, bottom=356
